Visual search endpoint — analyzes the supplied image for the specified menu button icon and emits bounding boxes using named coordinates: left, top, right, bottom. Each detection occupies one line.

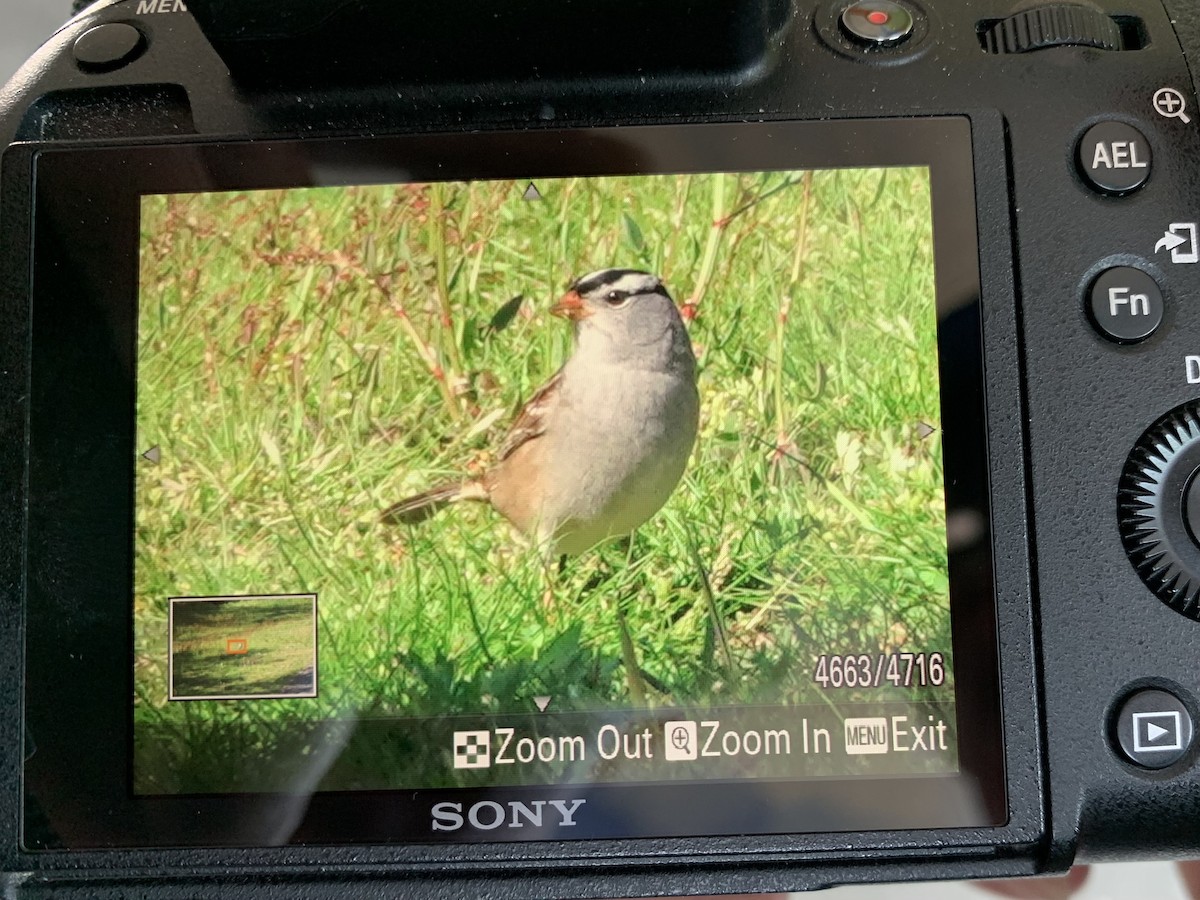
left=844, top=717, right=889, bottom=755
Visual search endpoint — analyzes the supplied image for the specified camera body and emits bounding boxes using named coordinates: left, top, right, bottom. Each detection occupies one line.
left=2, top=0, right=1200, bottom=896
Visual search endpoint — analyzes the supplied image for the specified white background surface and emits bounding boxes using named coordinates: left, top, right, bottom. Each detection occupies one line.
left=1, top=1, right=64, bottom=83
left=828, top=862, right=1191, bottom=899
left=1, top=4, right=1195, bottom=899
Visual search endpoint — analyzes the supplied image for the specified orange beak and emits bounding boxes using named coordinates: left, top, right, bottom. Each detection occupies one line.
left=550, top=290, right=592, bottom=321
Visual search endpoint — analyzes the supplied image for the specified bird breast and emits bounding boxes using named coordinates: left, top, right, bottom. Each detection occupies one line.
left=540, top=361, right=700, bottom=555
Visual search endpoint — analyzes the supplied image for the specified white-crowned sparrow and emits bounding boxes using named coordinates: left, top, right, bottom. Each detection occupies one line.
left=383, top=268, right=700, bottom=556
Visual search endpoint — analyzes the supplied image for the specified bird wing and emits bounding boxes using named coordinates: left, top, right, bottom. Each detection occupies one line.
left=497, top=367, right=563, bottom=462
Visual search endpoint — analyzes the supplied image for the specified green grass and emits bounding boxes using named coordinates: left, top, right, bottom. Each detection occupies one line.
left=170, top=596, right=316, bottom=699
left=132, top=168, right=952, bottom=791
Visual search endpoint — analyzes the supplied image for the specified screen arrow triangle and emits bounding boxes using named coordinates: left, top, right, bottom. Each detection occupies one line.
left=533, top=696, right=551, bottom=712
left=523, top=182, right=542, bottom=201
left=142, top=446, right=161, bottom=465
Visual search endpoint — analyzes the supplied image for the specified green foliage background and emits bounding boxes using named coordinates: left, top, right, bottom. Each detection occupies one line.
left=134, top=168, right=950, bottom=790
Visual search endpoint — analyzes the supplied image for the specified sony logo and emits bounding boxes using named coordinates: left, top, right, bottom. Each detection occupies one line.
left=431, top=799, right=586, bottom=832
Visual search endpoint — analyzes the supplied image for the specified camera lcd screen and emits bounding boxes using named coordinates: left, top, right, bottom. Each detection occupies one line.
left=23, top=119, right=1005, bottom=848
left=136, top=169, right=955, bottom=791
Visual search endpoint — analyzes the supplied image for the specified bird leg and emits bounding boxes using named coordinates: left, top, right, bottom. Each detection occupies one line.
left=542, top=535, right=650, bottom=706
left=614, top=598, right=647, bottom=708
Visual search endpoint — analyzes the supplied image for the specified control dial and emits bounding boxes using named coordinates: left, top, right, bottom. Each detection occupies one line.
left=981, top=4, right=1122, bottom=54
left=1119, top=401, right=1200, bottom=621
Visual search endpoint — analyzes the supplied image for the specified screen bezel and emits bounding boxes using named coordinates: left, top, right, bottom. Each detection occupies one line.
left=21, top=117, right=1005, bottom=850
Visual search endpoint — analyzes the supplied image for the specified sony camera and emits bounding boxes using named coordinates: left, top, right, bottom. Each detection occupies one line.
left=2, top=0, right=1199, bottom=896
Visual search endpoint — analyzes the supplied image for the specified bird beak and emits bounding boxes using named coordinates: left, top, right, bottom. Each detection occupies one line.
left=551, top=290, right=592, bottom=320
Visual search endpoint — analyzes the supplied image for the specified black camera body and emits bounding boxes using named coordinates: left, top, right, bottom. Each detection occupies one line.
left=2, top=0, right=1200, bottom=896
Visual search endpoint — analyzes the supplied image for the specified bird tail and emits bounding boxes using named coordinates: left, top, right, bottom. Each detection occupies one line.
left=381, top=481, right=488, bottom=525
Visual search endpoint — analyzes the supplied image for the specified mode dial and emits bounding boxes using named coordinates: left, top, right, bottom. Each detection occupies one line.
left=981, top=4, right=1122, bottom=54
left=1119, top=401, right=1200, bottom=621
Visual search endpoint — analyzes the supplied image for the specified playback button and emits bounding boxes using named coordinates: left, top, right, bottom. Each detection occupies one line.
left=1114, top=689, right=1194, bottom=770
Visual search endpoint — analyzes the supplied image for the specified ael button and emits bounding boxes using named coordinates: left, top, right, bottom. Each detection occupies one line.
left=73, top=23, right=146, bottom=72
left=840, top=1, right=915, bottom=46
left=1078, top=122, right=1152, bottom=195
left=1114, top=689, right=1194, bottom=770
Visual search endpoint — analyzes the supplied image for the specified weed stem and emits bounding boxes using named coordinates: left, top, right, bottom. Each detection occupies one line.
left=687, top=176, right=728, bottom=317
left=430, top=183, right=466, bottom=408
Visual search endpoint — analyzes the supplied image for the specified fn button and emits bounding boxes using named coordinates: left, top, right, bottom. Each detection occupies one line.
left=1088, top=267, right=1163, bottom=344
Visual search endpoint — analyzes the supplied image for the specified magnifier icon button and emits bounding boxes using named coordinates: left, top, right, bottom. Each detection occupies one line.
left=1154, top=87, right=1193, bottom=124
left=664, top=721, right=698, bottom=760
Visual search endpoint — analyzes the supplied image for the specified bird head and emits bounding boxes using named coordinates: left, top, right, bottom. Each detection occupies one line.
left=553, top=268, right=694, bottom=373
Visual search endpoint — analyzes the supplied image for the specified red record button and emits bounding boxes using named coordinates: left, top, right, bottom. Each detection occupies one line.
left=841, top=1, right=915, bottom=45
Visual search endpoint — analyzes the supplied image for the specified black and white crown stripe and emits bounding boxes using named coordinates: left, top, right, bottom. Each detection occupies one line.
left=570, top=268, right=670, bottom=302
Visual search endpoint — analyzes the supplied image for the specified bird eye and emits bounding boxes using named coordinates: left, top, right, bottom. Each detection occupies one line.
left=604, top=291, right=628, bottom=307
